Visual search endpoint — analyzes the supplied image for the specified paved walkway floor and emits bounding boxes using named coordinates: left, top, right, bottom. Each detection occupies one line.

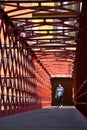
left=0, top=106, right=87, bottom=130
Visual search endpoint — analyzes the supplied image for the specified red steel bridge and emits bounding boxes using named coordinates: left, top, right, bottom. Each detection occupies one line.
left=0, top=0, right=87, bottom=117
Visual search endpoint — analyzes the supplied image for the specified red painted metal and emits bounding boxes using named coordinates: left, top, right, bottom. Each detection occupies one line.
left=0, top=6, right=51, bottom=117
left=0, top=0, right=86, bottom=117
left=0, top=0, right=82, bottom=76
left=74, top=0, right=87, bottom=117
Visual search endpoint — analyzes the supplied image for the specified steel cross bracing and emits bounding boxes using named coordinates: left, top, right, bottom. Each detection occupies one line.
left=0, top=0, right=82, bottom=77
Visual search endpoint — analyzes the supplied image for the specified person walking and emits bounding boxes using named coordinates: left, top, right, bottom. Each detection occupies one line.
left=55, top=83, right=64, bottom=107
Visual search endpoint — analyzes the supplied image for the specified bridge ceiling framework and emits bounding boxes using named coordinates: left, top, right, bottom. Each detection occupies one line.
left=0, top=0, right=83, bottom=77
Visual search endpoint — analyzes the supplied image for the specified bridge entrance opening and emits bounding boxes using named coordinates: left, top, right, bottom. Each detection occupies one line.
left=51, top=77, right=74, bottom=106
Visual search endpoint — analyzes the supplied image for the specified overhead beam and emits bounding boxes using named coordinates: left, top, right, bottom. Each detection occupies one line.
left=0, top=0, right=82, bottom=3
left=33, top=12, right=81, bottom=18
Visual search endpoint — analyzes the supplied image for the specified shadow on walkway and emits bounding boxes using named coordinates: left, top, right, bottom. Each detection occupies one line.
left=0, top=106, right=87, bottom=130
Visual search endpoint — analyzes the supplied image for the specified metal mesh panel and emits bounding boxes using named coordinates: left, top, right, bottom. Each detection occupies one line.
left=0, top=8, right=51, bottom=117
